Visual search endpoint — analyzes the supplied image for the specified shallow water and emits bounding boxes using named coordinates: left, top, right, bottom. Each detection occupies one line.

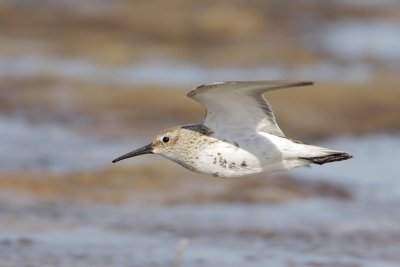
left=330, top=0, right=400, bottom=8
left=0, top=116, right=141, bottom=173
left=0, top=134, right=399, bottom=266
left=0, top=56, right=373, bottom=86
left=1, top=198, right=400, bottom=267
left=293, top=134, right=400, bottom=203
left=316, top=21, right=400, bottom=65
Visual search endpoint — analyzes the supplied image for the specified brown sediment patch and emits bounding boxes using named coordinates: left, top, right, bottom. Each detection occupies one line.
left=0, top=164, right=187, bottom=204
left=1, top=78, right=400, bottom=140
left=266, top=81, right=400, bottom=141
left=166, top=175, right=351, bottom=205
left=0, top=77, right=202, bottom=137
left=0, top=1, right=398, bottom=66
left=0, top=165, right=350, bottom=206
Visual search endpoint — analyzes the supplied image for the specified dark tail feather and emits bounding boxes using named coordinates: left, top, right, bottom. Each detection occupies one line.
left=301, top=152, right=353, bottom=165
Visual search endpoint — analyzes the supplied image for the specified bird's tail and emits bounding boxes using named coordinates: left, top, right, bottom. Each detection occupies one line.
left=300, top=151, right=352, bottom=165
left=296, top=144, right=352, bottom=165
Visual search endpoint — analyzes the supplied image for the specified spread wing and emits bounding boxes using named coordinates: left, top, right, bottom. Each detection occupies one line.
left=187, top=81, right=313, bottom=138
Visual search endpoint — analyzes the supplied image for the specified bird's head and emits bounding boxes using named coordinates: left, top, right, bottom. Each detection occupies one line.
left=112, top=127, right=184, bottom=163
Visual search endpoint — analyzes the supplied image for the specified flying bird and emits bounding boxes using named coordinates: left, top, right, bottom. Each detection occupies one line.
left=112, top=81, right=352, bottom=177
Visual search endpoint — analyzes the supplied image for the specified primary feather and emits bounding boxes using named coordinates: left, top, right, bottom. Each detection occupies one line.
left=187, top=81, right=313, bottom=139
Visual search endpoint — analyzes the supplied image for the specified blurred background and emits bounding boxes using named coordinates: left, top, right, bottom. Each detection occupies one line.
left=0, top=0, right=400, bottom=266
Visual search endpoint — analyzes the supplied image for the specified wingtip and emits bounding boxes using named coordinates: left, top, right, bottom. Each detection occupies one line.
left=188, top=81, right=226, bottom=98
left=295, top=81, right=314, bottom=87
left=187, top=90, right=196, bottom=98
left=187, top=80, right=314, bottom=98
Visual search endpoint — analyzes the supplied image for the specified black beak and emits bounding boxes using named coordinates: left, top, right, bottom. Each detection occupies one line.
left=112, top=144, right=153, bottom=163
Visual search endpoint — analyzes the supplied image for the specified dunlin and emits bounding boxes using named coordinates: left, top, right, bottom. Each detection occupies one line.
left=112, top=81, right=352, bottom=177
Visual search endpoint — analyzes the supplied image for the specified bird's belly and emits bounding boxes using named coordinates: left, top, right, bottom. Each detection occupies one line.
left=191, top=143, right=264, bottom=177
left=186, top=134, right=289, bottom=177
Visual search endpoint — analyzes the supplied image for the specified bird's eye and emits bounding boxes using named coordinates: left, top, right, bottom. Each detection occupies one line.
left=162, top=136, right=170, bottom=143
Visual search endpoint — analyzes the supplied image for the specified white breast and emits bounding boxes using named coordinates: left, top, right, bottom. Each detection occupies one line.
left=192, top=133, right=286, bottom=177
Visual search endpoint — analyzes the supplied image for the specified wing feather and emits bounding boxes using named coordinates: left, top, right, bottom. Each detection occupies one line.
left=187, top=81, right=313, bottom=138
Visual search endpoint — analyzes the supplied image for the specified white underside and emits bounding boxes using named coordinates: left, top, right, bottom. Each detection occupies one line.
left=192, top=132, right=337, bottom=177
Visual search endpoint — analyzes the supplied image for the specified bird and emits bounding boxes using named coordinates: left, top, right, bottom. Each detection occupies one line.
left=112, top=81, right=352, bottom=178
